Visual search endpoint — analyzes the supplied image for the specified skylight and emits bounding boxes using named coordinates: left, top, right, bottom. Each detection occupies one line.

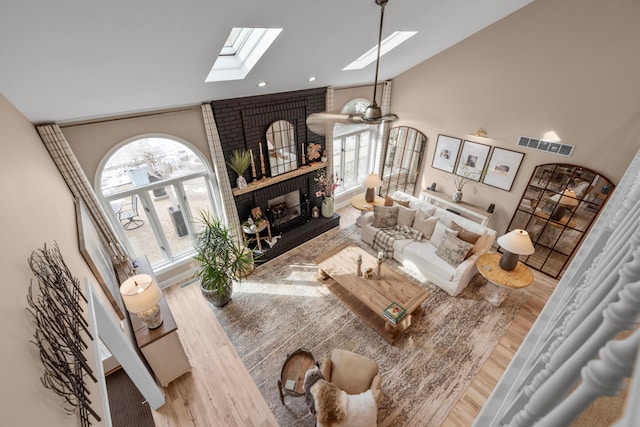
left=343, top=31, right=417, bottom=71
left=206, top=27, right=282, bottom=82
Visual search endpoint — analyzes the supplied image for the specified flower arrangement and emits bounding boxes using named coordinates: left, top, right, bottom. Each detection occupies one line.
left=314, top=169, right=341, bottom=199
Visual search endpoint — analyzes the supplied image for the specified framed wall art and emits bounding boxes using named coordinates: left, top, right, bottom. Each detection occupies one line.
left=455, top=140, right=491, bottom=181
left=76, top=198, right=126, bottom=319
left=432, top=134, right=462, bottom=173
left=482, top=147, right=525, bottom=191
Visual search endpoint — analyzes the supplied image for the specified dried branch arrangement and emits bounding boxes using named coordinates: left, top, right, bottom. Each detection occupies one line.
left=27, top=242, right=101, bottom=426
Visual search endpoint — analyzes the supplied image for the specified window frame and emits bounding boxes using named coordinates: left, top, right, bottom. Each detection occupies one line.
left=95, top=135, right=221, bottom=274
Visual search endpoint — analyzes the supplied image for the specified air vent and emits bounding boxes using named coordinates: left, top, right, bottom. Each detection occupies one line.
left=517, top=136, right=574, bottom=156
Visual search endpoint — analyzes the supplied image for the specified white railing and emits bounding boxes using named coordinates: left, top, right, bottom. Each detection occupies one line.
left=475, top=149, right=640, bottom=427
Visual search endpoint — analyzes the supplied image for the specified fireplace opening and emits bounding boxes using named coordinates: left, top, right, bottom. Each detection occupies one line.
left=267, top=190, right=309, bottom=233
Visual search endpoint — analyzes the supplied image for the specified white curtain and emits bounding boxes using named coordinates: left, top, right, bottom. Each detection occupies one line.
left=200, top=104, right=242, bottom=239
left=36, top=123, right=129, bottom=263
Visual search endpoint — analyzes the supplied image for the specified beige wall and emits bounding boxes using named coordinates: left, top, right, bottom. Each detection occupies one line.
left=0, top=94, right=105, bottom=425
left=61, top=107, right=210, bottom=186
left=391, top=0, right=640, bottom=233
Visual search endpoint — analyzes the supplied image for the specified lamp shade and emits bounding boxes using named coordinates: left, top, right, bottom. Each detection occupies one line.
left=549, top=189, right=578, bottom=207
left=362, top=172, right=382, bottom=188
left=120, top=274, right=162, bottom=314
left=497, top=229, right=535, bottom=256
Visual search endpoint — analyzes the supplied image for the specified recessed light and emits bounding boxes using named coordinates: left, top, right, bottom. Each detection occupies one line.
left=257, top=81, right=267, bottom=87
left=307, top=76, right=316, bottom=82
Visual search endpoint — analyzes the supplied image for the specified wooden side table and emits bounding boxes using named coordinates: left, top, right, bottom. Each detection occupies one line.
left=278, top=348, right=315, bottom=404
left=350, top=193, right=386, bottom=226
left=475, top=252, right=534, bottom=306
left=242, top=220, right=272, bottom=251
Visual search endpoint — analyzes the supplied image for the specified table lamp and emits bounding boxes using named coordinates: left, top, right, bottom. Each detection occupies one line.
left=548, top=189, right=578, bottom=221
left=120, top=274, right=163, bottom=329
left=363, top=172, right=382, bottom=202
left=497, top=229, right=535, bottom=271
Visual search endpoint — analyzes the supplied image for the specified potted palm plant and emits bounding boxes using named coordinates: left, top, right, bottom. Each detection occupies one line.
left=227, top=149, right=252, bottom=189
left=193, top=211, right=254, bottom=307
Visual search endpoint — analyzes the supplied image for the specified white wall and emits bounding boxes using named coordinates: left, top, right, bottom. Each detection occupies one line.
left=0, top=94, right=105, bottom=426
left=390, top=0, right=640, bottom=233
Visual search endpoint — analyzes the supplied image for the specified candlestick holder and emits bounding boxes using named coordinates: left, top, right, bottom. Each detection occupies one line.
left=356, top=256, right=362, bottom=276
left=376, top=259, right=382, bottom=279
left=260, top=154, right=267, bottom=180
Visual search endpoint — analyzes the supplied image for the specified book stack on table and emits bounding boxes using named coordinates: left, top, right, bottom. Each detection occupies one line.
left=383, top=302, right=407, bottom=325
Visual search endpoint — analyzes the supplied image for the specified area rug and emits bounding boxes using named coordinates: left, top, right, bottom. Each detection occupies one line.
left=209, top=225, right=529, bottom=426
left=106, top=368, right=155, bottom=427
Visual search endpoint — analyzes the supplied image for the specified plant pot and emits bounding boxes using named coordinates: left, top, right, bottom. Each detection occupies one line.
left=200, top=279, right=233, bottom=307
left=321, top=197, right=335, bottom=218
left=237, top=175, right=248, bottom=190
left=453, top=191, right=463, bottom=203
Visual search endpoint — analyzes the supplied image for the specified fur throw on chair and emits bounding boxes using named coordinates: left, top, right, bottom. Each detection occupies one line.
left=304, top=367, right=377, bottom=427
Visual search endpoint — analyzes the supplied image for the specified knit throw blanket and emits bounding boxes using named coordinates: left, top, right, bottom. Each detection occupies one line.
left=372, top=225, right=423, bottom=258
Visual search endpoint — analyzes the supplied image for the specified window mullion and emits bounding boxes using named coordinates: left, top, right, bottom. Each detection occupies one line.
left=138, top=191, right=174, bottom=262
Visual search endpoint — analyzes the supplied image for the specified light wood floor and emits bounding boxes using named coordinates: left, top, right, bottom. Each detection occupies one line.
left=155, top=204, right=557, bottom=426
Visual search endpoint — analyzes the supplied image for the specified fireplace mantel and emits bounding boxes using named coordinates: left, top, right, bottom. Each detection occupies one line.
left=232, top=161, right=327, bottom=196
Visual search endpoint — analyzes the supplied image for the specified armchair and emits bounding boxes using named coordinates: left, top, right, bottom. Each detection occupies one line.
left=319, top=348, right=382, bottom=403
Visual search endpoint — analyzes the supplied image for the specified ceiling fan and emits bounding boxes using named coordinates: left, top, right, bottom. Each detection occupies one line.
left=306, top=0, right=399, bottom=136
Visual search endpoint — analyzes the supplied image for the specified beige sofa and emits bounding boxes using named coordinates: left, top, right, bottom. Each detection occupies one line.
left=361, top=191, right=497, bottom=296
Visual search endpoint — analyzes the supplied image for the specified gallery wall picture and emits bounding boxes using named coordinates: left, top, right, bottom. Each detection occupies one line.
left=455, top=140, right=491, bottom=181
left=482, top=147, right=525, bottom=191
left=432, top=134, right=462, bottom=173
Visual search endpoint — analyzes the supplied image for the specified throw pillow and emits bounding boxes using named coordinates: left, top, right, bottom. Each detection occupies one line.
left=412, top=213, right=439, bottom=239
left=384, top=194, right=410, bottom=208
left=450, top=220, right=482, bottom=258
left=450, top=220, right=482, bottom=245
left=435, top=230, right=475, bottom=267
left=395, top=199, right=411, bottom=208
left=384, top=195, right=394, bottom=206
left=372, top=205, right=398, bottom=228
left=396, top=204, right=417, bottom=227
left=430, top=222, right=457, bottom=246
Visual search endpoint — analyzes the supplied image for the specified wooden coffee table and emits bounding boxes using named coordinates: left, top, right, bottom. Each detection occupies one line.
left=315, top=243, right=429, bottom=344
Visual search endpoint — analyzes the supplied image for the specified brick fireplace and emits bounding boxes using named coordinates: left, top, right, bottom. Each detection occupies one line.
left=211, top=88, right=340, bottom=261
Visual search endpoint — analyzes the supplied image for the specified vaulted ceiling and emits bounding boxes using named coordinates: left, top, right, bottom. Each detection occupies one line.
left=0, top=0, right=532, bottom=123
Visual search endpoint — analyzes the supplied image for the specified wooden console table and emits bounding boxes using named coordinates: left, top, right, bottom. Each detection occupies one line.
left=126, top=257, right=192, bottom=386
left=421, top=190, right=493, bottom=227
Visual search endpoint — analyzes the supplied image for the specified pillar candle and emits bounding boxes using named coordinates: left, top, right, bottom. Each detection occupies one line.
left=378, top=251, right=384, bottom=261
left=259, top=142, right=263, bottom=157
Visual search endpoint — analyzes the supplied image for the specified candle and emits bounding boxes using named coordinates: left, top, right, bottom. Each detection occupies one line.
left=357, top=253, right=362, bottom=262
left=259, top=142, right=263, bottom=157
left=378, top=251, right=384, bottom=261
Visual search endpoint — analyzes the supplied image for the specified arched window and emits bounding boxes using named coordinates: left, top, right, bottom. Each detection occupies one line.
left=97, top=136, right=220, bottom=271
left=333, top=98, right=380, bottom=193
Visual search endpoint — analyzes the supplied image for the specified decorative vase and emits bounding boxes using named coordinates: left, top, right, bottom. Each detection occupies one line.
left=200, top=279, right=233, bottom=307
left=321, top=197, right=335, bottom=218
left=453, top=191, right=463, bottom=203
left=237, top=175, right=248, bottom=189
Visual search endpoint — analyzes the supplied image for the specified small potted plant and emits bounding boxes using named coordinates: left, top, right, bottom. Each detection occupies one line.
left=193, top=211, right=254, bottom=307
left=227, top=149, right=252, bottom=189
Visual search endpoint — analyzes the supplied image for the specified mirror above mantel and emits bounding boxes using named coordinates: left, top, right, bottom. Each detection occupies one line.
left=506, top=163, right=614, bottom=278
left=266, top=120, right=298, bottom=177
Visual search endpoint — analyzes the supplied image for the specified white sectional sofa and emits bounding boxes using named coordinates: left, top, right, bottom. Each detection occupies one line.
left=361, top=191, right=497, bottom=296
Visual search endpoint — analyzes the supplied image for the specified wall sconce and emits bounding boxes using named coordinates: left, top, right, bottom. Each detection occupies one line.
left=473, top=128, right=488, bottom=138
left=362, top=172, right=382, bottom=202
left=497, top=229, right=535, bottom=271
left=120, top=274, right=163, bottom=329
left=548, top=189, right=578, bottom=221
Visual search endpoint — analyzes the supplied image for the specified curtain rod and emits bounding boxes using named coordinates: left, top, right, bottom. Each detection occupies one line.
left=58, top=104, right=201, bottom=128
